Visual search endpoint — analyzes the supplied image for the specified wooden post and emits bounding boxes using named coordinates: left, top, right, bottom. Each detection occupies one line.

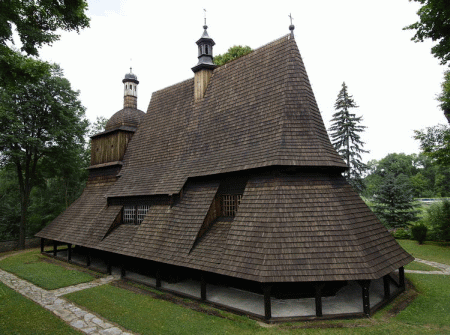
left=201, top=273, right=207, bottom=301
left=359, top=280, right=371, bottom=316
left=383, top=275, right=390, bottom=299
left=86, top=251, right=91, bottom=267
left=315, top=283, right=324, bottom=317
left=263, top=284, right=272, bottom=321
left=121, top=263, right=126, bottom=279
left=156, top=267, right=161, bottom=288
left=53, top=240, right=57, bottom=257
left=106, top=256, right=112, bottom=275
left=67, top=244, right=72, bottom=263
left=40, top=238, right=45, bottom=253
left=399, top=267, right=405, bottom=289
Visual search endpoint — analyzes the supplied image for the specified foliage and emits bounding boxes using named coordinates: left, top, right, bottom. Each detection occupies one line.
left=404, top=0, right=450, bottom=66
left=414, top=124, right=450, bottom=166
left=328, top=82, right=368, bottom=192
left=397, top=239, right=450, bottom=265
left=411, top=222, right=428, bottom=244
left=0, top=64, right=88, bottom=247
left=372, top=173, right=420, bottom=228
left=88, top=116, right=109, bottom=137
left=437, top=70, right=450, bottom=123
left=425, top=200, right=450, bottom=241
left=0, top=282, right=81, bottom=335
left=213, top=45, right=252, bottom=66
left=0, top=0, right=89, bottom=86
left=393, top=228, right=411, bottom=240
left=363, top=153, right=450, bottom=199
left=0, top=250, right=95, bottom=290
left=0, top=167, right=21, bottom=239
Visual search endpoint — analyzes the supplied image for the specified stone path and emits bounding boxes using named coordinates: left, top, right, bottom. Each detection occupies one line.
left=0, top=254, right=135, bottom=335
left=404, top=258, right=450, bottom=275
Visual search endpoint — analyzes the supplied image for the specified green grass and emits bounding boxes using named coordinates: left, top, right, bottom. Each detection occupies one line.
left=0, top=249, right=95, bottom=290
left=0, top=282, right=81, bottom=335
left=405, top=261, right=440, bottom=271
left=397, top=240, right=450, bottom=265
left=396, top=274, right=450, bottom=327
left=64, top=282, right=449, bottom=335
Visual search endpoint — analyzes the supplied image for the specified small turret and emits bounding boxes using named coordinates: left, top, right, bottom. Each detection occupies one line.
left=192, top=23, right=217, bottom=101
left=123, top=68, right=139, bottom=109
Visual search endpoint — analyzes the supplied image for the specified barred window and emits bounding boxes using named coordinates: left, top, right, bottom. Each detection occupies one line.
left=123, top=205, right=149, bottom=225
left=222, top=194, right=242, bottom=217
left=123, top=206, right=136, bottom=224
left=137, top=205, right=150, bottom=224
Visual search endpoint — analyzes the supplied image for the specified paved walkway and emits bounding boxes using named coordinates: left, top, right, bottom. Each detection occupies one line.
left=404, top=258, right=450, bottom=275
left=0, top=254, right=134, bottom=335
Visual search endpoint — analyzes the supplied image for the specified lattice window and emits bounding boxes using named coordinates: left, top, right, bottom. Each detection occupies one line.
left=137, top=205, right=150, bottom=224
left=222, top=194, right=242, bottom=217
left=123, top=206, right=136, bottom=224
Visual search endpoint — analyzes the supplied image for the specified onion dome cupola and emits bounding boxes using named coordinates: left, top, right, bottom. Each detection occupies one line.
left=122, top=68, right=139, bottom=109
left=192, top=25, right=217, bottom=73
left=89, top=70, right=145, bottom=175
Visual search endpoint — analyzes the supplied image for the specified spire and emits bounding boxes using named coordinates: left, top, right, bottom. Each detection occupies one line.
left=191, top=16, right=217, bottom=74
left=122, top=68, right=139, bottom=109
left=289, top=13, right=295, bottom=36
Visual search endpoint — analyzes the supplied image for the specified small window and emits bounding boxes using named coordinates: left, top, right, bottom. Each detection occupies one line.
left=137, top=205, right=150, bottom=224
left=124, top=206, right=136, bottom=224
left=222, top=194, right=242, bottom=217
left=123, top=205, right=149, bottom=225
left=205, top=45, right=209, bottom=55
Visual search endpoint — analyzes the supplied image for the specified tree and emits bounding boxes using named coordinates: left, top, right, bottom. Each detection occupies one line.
left=437, top=70, right=450, bottom=124
left=329, top=82, right=368, bottom=192
left=414, top=124, right=450, bottom=166
left=404, top=0, right=450, bottom=66
left=0, top=64, right=88, bottom=248
left=213, top=45, right=252, bottom=66
left=372, top=173, right=420, bottom=228
left=0, top=0, right=89, bottom=85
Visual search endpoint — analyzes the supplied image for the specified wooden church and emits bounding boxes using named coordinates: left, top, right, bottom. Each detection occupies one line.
left=37, top=23, right=413, bottom=321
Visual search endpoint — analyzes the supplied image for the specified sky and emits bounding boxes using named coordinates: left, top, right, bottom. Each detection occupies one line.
left=37, top=0, right=448, bottom=162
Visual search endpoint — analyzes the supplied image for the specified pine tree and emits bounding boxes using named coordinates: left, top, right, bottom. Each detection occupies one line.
left=372, top=173, right=420, bottom=228
left=329, top=82, right=368, bottom=192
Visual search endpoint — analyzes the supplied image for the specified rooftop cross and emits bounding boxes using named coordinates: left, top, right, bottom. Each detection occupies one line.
left=289, top=13, right=295, bottom=34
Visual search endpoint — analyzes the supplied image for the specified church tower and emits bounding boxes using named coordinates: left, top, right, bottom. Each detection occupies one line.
left=123, top=68, right=139, bottom=109
left=88, top=70, right=145, bottom=181
left=192, top=24, right=217, bottom=101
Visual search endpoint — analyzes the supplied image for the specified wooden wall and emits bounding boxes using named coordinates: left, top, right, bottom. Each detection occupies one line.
left=91, top=131, right=134, bottom=166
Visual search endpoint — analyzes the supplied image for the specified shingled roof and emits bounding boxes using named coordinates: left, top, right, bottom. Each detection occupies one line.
left=36, top=33, right=413, bottom=285
left=108, top=35, right=347, bottom=197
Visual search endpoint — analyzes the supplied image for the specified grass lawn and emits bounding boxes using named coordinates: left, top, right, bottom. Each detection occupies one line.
left=395, top=274, right=450, bottom=327
left=0, top=282, right=81, bottom=335
left=405, top=261, right=440, bottom=271
left=397, top=240, right=450, bottom=265
left=64, top=281, right=449, bottom=335
left=0, top=249, right=96, bottom=290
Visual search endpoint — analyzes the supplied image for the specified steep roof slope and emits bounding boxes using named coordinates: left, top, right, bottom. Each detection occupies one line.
left=108, top=35, right=346, bottom=197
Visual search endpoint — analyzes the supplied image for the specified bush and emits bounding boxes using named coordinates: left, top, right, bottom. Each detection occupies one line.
left=411, top=223, right=428, bottom=244
left=426, top=200, right=450, bottom=241
left=393, top=228, right=411, bottom=240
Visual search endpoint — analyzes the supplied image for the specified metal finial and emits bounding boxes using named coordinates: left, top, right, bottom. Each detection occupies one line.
left=288, top=13, right=295, bottom=33
left=130, top=66, right=132, bottom=73
left=203, top=9, right=207, bottom=27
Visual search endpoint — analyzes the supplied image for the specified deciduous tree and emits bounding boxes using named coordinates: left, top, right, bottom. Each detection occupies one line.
left=0, top=64, right=88, bottom=248
left=213, top=45, right=252, bottom=66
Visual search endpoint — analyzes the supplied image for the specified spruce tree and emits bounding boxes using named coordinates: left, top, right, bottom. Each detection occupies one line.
left=329, top=82, right=368, bottom=192
left=372, top=173, right=419, bottom=228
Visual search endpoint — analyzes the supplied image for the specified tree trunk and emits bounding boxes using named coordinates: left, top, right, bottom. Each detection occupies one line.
left=19, top=191, right=30, bottom=250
